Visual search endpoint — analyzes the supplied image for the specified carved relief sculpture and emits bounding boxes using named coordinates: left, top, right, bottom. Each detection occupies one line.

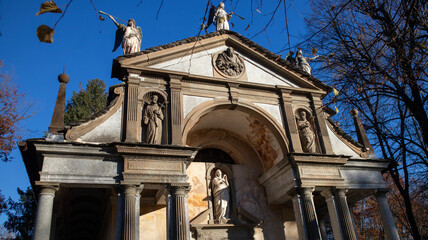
left=143, top=95, right=164, bottom=144
left=215, top=47, right=245, bottom=77
left=211, top=169, right=230, bottom=223
left=296, top=110, right=316, bottom=153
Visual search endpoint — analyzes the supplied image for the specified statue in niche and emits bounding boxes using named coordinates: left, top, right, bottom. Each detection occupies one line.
left=215, top=47, right=244, bottom=77
left=143, top=94, right=163, bottom=144
left=296, top=110, right=316, bottom=153
left=211, top=169, right=230, bottom=223
left=295, top=49, right=319, bottom=75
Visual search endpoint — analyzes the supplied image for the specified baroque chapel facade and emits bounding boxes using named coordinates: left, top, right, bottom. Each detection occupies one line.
left=21, top=30, right=400, bottom=240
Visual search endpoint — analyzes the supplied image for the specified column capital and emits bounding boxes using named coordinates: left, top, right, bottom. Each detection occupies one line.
left=335, top=188, right=348, bottom=197
left=302, top=187, right=315, bottom=196
left=320, top=188, right=334, bottom=199
left=122, top=184, right=144, bottom=195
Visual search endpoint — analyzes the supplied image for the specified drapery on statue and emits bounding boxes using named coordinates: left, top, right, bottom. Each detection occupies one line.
left=215, top=47, right=244, bottom=76
left=295, top=49, right=319, bottom=75
left=211, top=169, right=230, bottom=223
left=296, top=110, right=316, bottom=153
left=143, top=95, right=164, bottom=144
left=213, top=2, right=233, bottom=31
left=101, top=11, right=142, bottom=55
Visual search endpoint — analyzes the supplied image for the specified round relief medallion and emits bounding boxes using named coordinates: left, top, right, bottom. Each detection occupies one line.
left=212, top=47, right=246, bottom=78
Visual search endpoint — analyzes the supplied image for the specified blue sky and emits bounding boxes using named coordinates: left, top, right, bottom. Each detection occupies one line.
left=0, top=0, right=310, bottom=221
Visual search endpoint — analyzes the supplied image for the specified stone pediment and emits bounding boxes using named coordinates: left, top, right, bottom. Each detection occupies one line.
left=112, top=30, right=330, bottom=92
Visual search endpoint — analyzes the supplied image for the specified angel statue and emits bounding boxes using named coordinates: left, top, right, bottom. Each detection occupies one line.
left=100, top=11, right=142, bottom=55
left=207, top=2, right=233, bottom=31
left=295, top=49, right=319, bottom=75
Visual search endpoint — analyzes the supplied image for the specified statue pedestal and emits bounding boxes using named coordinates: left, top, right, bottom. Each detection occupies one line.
left=191, top=223, right=257, bottom=240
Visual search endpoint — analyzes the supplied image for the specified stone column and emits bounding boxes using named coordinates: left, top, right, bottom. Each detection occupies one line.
left=169, top=184, right=190, bottom=240
left=290, top=192, right=307, bottom=240
left=310, top=94, right=333, bottom=154
left=122, top=185, right=143, bottom=240
left=301, top=187, right=322, bottom=240
left=33, top=186, right=58, bottom=240
left=321, top=189, right=344, bottom=240
left=169, top=75, right=183, bottom=145
left=335, top=189, right=358, bottom=240
left=279, top=89, right=303, bottom=153
left=319, top=219, right=328, bottom=240
left=375, top=189, right=400, bottom=240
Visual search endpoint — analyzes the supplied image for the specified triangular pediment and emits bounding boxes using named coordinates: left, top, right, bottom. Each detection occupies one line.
left=113, top=31, right=330, bottom=92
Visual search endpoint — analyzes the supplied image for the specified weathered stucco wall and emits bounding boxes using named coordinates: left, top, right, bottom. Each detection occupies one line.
left=140, top=206, right=167, bottom=240
left=80, top=106, right=122, bottom=142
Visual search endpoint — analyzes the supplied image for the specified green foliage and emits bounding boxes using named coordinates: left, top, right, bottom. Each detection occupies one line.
left=64, top=79, right=107, bottom=125
left=4, top=187, right=36, bottom=240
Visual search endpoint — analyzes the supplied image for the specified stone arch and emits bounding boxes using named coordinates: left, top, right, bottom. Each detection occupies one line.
left=182, top=98, right=289, bottom=172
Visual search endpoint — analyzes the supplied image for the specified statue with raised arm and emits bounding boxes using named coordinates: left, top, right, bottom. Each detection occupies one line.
left=213, top=2, right=233, bottom=31
left=143, top=95, right=164, bottom=144
left=211, top=169, right=230, bottom=223
left=295, top=49, right=319, bottom=75
left=101, top=11, right=142, bottom=55
left=296, top=110, right=316, bottom=153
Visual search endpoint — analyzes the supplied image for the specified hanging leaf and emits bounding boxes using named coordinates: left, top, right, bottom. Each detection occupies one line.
left=335, top=106, right=339, bottom=113
left=99, top=15, right=105, bottom=21
left=35, top=1, right=62, bottom=15
left=330, top=5, right=336, bottom=11
left=333, top=88, right=339, bottom=96
left=231, top=22, right=235, bottom=28
left=36, top=25, right=55, bottom=43
left=312, top=47, right=318, bottom=55
left=256, top=9, right=261, bottom=13
left=328, top=52, right=336, bottom=58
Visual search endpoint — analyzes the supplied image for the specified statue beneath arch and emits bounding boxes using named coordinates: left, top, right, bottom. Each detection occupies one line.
left=143, top=94, right=164, bottom=144
left=211, top=169, right=230, bottom=223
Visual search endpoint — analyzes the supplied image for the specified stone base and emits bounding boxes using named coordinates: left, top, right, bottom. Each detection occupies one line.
left=191, top=223, right=256, bottom=240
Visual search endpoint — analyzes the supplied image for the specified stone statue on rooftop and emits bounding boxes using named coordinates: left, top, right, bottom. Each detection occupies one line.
left=101, top=11, right=142, bottom=55
left=295, top=49, right=319, bottom=75
left=211, top=169, right=230, bottom=223
left=143, top=95, right=163, bottom=144
left=296, top=110, right=316, bottom=153
left=213, top=2, right=233, bottom=31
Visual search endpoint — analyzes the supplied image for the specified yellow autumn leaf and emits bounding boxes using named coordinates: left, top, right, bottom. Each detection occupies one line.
left=333, top=88, right=339, bottom=96
left=421, top=42, right=428, bottom=50
left=256, top=9, right=261, bottom=13
left=335, top=106, right=339, bottom=113
left=36, top=1, right=62, bottom=15
left=36, top=25, right=55, bottom=43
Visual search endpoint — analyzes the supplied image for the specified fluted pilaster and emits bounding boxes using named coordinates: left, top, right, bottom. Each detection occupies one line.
left=169, top=184, right=190, bottom=240
left=122, top=185, right=143, bottom=240
left=301, top=187, right=322, bottom=240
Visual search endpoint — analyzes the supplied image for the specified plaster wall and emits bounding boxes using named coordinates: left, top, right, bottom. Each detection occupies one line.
left=326, top=124, right=362, bottom=159
left=151, top=45, right=298, bottom=88
left=151, top=46, right=226, bottom=77
left=140, top=206, right=167, bottom=240
left=187, top=162, right=209, bottom=221
left=80, top=106, right=122, bottom=143
left=254, top=102, right=283, bottom=127
left=243, top=56, right=297, bottom=87
left=183, top=95, right=213, bottom=119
